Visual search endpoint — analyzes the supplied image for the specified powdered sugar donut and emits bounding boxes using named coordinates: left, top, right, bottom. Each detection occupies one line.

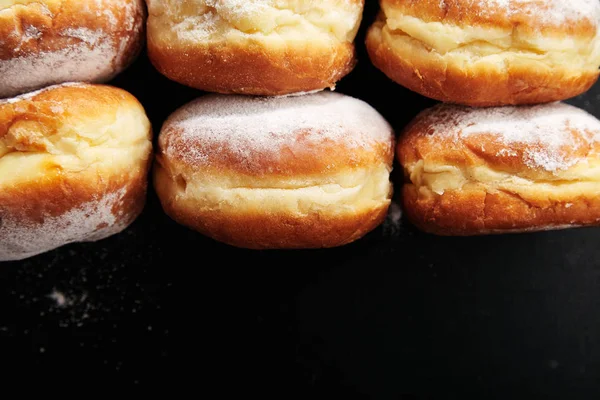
left=146, top=0, right=364, bottom=96
left=398, top=102, right=600, bottom=235
left=0, top=0, right=145, bottom=98
left=367, top=0, right=600, bottom=106
left=0, top=83, right=152, bottom=261
left=154, top=92, right=394, bottom=249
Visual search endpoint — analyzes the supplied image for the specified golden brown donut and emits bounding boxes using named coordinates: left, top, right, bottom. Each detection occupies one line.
left=398, top=102, right=600, bottom=236
left=154, top=92, right=394, bottom=249
left=367, top=0, right=600, bottom=106
left=146, top=0, right=364, bottom=96
left=0, top=83, right=152, bottom=261
left=0, top=0, right=145, bottom=98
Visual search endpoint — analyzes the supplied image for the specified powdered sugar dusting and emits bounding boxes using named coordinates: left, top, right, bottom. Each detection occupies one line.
left=0, top=0, right=143, bottom=98
left=207, top=0, right=273, bottom=19
left=162, top=92, right=393, bottom=167
left=61, top=28, right=104, bottom=46
left=421, top=102, right=600, bottom=173
left=1, top=32, right=115, bottom=98
left=0, top=82, right=85, bottom=105
left=160, top=0, right=273, bottom=41
left=448, top=0, right=600, bottom=26
left=153, top=0, right=361, bottom=43
left=0, top=187, right=132, bottom=262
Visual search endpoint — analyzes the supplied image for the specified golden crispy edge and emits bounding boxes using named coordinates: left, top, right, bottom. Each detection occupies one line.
left=153, top=161, right=389, bottom=249
left=147, top=35, right=356, bottom=95
left=366, top=21, right=599, bottom=106
left=0, top=160, right=150, bottom=226
left=402, top=184, right=600, bottom=236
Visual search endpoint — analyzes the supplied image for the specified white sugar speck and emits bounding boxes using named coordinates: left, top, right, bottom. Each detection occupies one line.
left=383, top=201, right=403, bottom=236
left=48, top=290, right=68, bottom=308
left=387, top=201, right=403, bottom=226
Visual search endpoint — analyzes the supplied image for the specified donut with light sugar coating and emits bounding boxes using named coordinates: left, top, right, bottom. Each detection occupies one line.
left=0, top=83, right=152, bottom=261
left=0, top=0, right=145, bottom=98
left=154, top=91, right=395, bottom=249
left=398, top=102, right=600, bottom=235
left=146, top=0, right=364, bottom=96
left=367, top=0, right=600, bottom=106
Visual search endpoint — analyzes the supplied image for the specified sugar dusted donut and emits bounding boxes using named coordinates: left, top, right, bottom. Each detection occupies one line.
left=154, top=92, right=394, bottom=249
left=367, top=0, right=600, bottom=106
left=0, top=83, right=152, bottom=261
left=398, top=102, right=600, bottom=235
left=0, top=0, right=145, bottom=98
left=146, top=0, right=364, bottom=96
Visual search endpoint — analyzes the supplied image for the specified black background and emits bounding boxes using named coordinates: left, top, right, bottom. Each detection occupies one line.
left=2, top=1, right=600, bottom=397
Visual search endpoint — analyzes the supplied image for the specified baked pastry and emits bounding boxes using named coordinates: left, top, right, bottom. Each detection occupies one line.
left=146, top=0, right=364, bottom=96
left=366, top=0, right=600, bottom=106
left=0, top=83, right=152, bottom=261
left=398, top=102, right=600, bottom=235
left=0, top=0, right=145, bottom=98
left=154, top=92, right=394, bottom=249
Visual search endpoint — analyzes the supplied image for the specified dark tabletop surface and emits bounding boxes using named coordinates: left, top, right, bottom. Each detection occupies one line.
left=2, top=2, right=600, bottom=397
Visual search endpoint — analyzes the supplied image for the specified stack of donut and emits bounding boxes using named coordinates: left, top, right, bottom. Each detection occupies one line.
left=367, top=0, right=600, bottom=235
left=0, top=0, right=151, bottom=261
left=0, top=0, right=396, bottom=259
left=147, top=0, right=397, bottom=249
left=3, top=0, right=600, bottom=261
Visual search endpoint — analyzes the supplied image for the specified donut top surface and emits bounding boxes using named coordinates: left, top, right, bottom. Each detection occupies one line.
left=147, top=0, right=364, bottom=43
left=159, top=92, right=394, bottom=176
left=0, top=82, right=152, bottom=187
left=382, top=0, right=600, bottom=35
left=399, top=103, right=600, bottom=176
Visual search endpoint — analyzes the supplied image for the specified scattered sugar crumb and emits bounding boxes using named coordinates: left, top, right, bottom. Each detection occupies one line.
left=48, top=290, right=68, bottom=308
left=383, top=201, right=403, bottom=236
left=388, top=201, right=403, bottom=225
